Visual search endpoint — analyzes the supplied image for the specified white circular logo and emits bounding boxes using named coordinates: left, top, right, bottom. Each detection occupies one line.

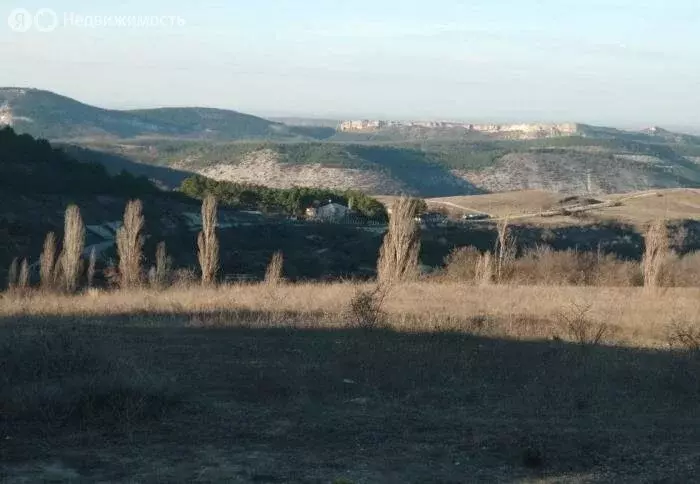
left=8, top=8, right=33, bottom=32
left=34, top=8, right=58, bottom=32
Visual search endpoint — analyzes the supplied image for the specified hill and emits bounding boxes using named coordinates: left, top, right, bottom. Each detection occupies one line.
left=0, top=88, right=333, bottom=141
left=64, top=140, right=482, bottom=196
left=5, top=88, right=700, bottom=196
left=70, top=135, right=700, bottom=196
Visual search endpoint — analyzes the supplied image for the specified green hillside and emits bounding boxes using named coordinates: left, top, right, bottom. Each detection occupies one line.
left=0, top=88, right=332, bottom=141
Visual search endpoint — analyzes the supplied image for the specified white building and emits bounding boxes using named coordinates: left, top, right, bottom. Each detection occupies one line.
left=306, top=202, right=349, bottom=221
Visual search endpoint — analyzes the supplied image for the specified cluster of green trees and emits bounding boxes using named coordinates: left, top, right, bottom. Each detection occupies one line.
left=179, top=175, right=388, bottom=220
left=0, top=127, right=157, bottom=196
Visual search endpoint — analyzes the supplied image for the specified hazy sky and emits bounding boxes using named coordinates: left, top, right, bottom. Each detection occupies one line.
left=1, top=0, right=699, bottom=128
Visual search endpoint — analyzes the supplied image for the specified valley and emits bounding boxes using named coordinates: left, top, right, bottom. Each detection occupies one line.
left=3, top=88, right=700, bottom=197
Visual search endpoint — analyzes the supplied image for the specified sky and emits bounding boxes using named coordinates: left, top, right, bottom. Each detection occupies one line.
left=1, top=0, right=699, bottom=129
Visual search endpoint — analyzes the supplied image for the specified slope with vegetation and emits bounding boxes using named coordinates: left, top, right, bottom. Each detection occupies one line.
left=0, top=87, right=334, bottom=141
left=5, top=88, right=700, bottom=196
left=180, top=175, right=388, bottom=220
left=74, top=133, right=700, bottom=196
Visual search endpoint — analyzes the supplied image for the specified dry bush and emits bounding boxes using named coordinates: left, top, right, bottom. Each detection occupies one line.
left=264, top=251, right=284, bottom=286
left=475, top=251, right=493, bottom=286
left=559, top=302, right=608, bottom=345
left=197, top=195, right=219, bottom=285
left=592, top=253, right=643, bottom=287
left=668, top=321, right=700, bottom=352
left=58, top=205, right=85, bottom=293
left=150, top=241, right=172, bottom=289
left=443, top=247, right=493, bottom=285
left=495, top=217, right=516, bottom=283
left=116, top=200, right=145, bottom=288
left=443, top=246, right=481, bottom=281
left=346, top=285, right=388, bottom=329
left=643, top=219, right=669, bottom=289
left=171, top=268, right=198, bottom=288
left=377, top=196, right=421, bottom=284
left=658, top=252, right=700, bottom=287
left=507, top=247, right=639, bottom=287
left=40, top=232, right=57, bottom=291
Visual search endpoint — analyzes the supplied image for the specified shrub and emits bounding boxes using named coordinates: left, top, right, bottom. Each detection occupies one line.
left=443, top=246, right=493, bottom=285
left=346, top=286, right=388, bottom=330
left=668, top=321, right=700, bottom=353
left=560, top=302, right=608, bottom=345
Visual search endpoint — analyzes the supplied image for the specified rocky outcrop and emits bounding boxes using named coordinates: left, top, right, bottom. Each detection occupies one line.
left=0, top=104, right=13, bottom=127
left=338, top=120, right=581, bottom=139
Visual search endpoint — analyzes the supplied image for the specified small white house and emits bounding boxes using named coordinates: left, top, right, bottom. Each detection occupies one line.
left=306, top=201, right=349, bottom=221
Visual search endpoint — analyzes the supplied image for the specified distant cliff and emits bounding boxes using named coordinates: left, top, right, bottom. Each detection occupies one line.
left=338, top=120, right=581, bottom=140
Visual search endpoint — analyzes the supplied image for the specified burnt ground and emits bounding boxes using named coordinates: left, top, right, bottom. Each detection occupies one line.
left=2, top=312, right=700, bottom=482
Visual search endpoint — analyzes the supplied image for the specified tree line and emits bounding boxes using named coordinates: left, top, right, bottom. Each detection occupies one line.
left=179, top=175, right=388, bottom=220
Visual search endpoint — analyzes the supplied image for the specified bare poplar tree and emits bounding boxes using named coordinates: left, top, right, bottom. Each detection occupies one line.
left=197, top=195, right=219, bottom=285
left=643, top=219, right=669, bottom=289
left=59, top=204, right=85, bottom=293
left=87, top=247, right=97, bottom=288
left=116, top=200, right=145, bottom=288
left=18, top=259, right=29, bottom=290
left=152, top=241, right=172, bottom=288
left=264, top=251, right=284, bottom=286
left=40, top=232, right=57, bottom=291
left=7, top=257, right=18, bottom=291
left=377, top=196, right=421, bottom=285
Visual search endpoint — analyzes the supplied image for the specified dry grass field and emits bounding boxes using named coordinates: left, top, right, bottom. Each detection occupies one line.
left=421, top=188, right=700, bottom=226
left=4, top=196, right=700, bottom=482
left=3, top=283, right=700, bottom=482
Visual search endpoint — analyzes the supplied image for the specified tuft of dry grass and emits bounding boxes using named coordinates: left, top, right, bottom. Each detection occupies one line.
left=40, top=232, right=57, bottom=291
left=377, top=196, right=421, bottom=285
left=116, top=200, right=145, bottom=288
left=197, top=195, right=219, bottom=286
left=58, top=205, right=85, bottom=294
left=643, top=219, right=669, bottom=289
left=264, top=251, right=284, bottom=286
